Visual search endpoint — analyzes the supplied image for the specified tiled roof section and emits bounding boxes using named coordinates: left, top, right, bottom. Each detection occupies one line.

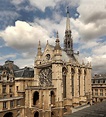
left=14, top=67, right=34, bottom=78
left=64, top=101, right=106, bottom=117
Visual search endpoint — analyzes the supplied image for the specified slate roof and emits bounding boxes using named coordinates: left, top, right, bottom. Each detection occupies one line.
left=93, top=74, right=106, bottom=79
left=49, top=44, right=79, bottom=64
left=14, top=67, right=34, bottom=78
left=64, top=101, right=106, bottom=117
left=3, top=60, right=19, bottom=71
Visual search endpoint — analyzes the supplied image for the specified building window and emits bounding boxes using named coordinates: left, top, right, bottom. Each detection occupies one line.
left=98, top=80, right=100, bottom=83
left=17, top=100, right=20, bottom=106
left=2, top=85, right=6, bottom=93
left=71, top=68, right=75, bottom=97
left=72, top=75, right=74, bottom=96
left=10, top=94, right=12, bottom=97
left=16, top=86, right=19, bottom=91
left=84, top=75, right=86, bottom=94
left=100, top=89, right=103, bottom=96
left=9, top=85, right=12, bottom=93
left=92, top=80, right=95, bottom=83
left=78, top=75, right=80, bottom=96
left=10, top=101, right=14, bottom=108
left=103, top=80, right=105, bottom=83
left=3, top=102, right=7, bottom=109
left=7, top=75, right=9, bottom=80
left=105, top=89, right=106, bottom=96
left=95, top=89, right=98, bottom=96
left=78, top=69, right=81, bottom=96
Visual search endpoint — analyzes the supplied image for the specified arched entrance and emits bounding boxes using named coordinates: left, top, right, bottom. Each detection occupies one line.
left=4, top=112, right=13, bottom=117
left=51, top=111, right=55, bottom=117
left=33, top=91, right=39, bottom=105
left=34, top=111, right=39, bottom=117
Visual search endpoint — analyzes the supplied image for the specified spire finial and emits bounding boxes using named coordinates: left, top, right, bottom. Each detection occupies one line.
left=57, top=31, right=59, bottom=39
left=67, top=6, right=69, bottom=13
left=47, top=40, right=49, bottom=45
left=39, top=40, right=40, bottom=45
left=66, top=7, right=70, bottom=30
left=38, top=40, right=41, bottom=48
left=37, top=40, right=42, bottom=56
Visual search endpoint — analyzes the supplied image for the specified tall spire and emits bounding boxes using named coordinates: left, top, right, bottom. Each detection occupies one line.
left=54, top=31, right=61, bottom=50
left=64, top=7, right=73, bottom=56
left=37, top=40, right=42, bottom=56
left=66, top=7, right=70, bottom=31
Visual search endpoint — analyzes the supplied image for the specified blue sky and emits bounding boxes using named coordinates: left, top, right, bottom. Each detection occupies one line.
left=0, top=0, right=106, bottom=74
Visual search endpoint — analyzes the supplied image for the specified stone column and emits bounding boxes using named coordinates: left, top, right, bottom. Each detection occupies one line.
left=34, top=67, right=39, bottom=86
left=74, top=67, right=79, bottom=97
left=80, top=68, right=85, bottom=97
left=52, top=64, right=63, bottom=102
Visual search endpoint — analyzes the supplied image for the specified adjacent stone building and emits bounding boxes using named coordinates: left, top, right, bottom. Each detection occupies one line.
left=92, top=74, right=106, bottom=103
left=0, top=8, right=92, bottom=117
left=0, top=60, right=25, bottom=117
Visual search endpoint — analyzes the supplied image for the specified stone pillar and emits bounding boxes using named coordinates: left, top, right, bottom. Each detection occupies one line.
left=52, top=64, right=63, bottom=102
left=34, top=67, right=39, bottom=86
left=74, top=67, right=79, bottom=97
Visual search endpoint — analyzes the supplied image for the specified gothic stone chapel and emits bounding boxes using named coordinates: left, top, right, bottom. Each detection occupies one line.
left=25, top=8, right=92, bottom=117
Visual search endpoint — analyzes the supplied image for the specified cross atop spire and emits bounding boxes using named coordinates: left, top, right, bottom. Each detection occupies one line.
left=66, top=7, right=70, bottom=31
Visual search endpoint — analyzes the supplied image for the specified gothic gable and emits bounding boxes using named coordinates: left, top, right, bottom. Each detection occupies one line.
left=41, top=43, right=54, bottom=62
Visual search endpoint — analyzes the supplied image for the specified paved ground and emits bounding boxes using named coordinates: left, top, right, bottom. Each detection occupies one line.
left=64, top=101, right=106, bottom=117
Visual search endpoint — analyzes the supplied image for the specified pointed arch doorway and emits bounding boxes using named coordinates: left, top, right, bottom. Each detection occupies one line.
left=34, top=111, right=39, bottom=117
left=3, top=112, right=13, bottom=117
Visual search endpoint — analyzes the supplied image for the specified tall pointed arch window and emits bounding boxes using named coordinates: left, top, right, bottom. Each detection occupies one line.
left=68, top=41, right=70, bottom=48
left=71, top=68, right=75, bottom=96
left=78, top=69, right=81, bottom=96
left=62, top=67, right=67, bottom=98
left=84, top=70, right=86, bottom=94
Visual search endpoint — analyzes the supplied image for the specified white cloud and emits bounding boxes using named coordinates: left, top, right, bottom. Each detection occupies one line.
left=29, top=0, right=79, bottom=12
left=86, top=55, right=106, bottom=74
left=0, top=20, right=54, bottom=50
left=0, top=54, right=16, bottom=61
left=74, top=0, right=106, bottom=40
left=92, top=43, right=106, bottom=55
left=29, top=0, right=57, bottom=11
left=10, top=0, right=24, bottom=5
left=15, top=58, right=34, bottom=68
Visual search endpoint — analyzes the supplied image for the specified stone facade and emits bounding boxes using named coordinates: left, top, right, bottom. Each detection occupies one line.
left=92, top=74, right=106, bottom=103
left=0, top=8, right=92, bottom=117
